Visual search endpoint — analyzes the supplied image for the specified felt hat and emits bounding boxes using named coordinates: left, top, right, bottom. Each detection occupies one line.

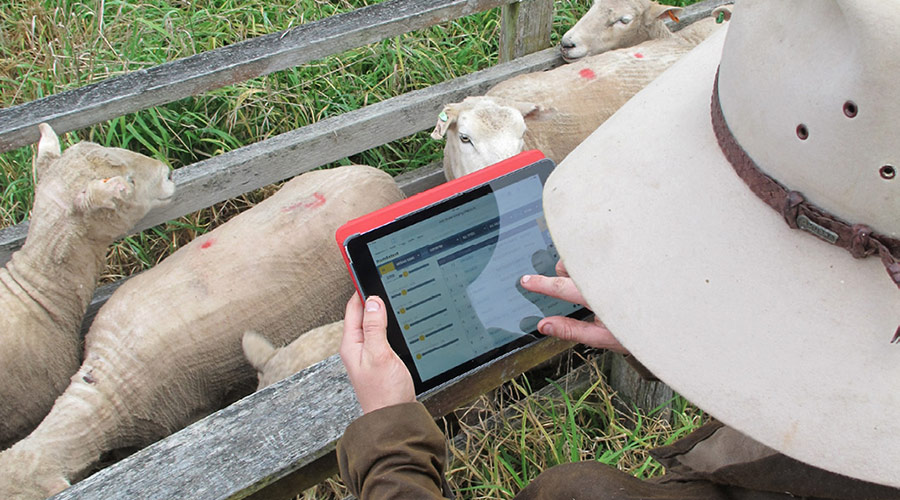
left=543, top=0, right=900, bottom=487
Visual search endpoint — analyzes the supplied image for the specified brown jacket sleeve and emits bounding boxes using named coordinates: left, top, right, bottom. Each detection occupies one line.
left=337, top=401, right=451, bottom=499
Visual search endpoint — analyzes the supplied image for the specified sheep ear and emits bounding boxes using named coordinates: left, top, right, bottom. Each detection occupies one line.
left=431, top=105, right=460, bottom=140
left=711, top=6, right=732, bottom=22
left=508, top=100, right=544, bottom=120
left=33, top=123, right=61, bottom=182
left=85, top=147, right=129, bottom=169
left=41, top=475, right=71, bottom=496
left=646, top=2, right=683, bottom=23
left=242, top=331, right=277, bottom=371
left=74, top=175, right=134, bottom=212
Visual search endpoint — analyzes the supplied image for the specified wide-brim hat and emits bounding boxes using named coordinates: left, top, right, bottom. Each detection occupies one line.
left=544, top=0, right=900, bottom=487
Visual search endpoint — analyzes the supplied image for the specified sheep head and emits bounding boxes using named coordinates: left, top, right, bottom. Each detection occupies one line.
left=432, top=96, right=541, bottom=180
left=559, top=0, right=683, bottom=62
left=28, top=123, right=176, bottom=244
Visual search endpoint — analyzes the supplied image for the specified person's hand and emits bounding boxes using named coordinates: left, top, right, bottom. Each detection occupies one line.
left=340, top=294, right=416, bottom=414
left=520, top=260, right=628, bottom=354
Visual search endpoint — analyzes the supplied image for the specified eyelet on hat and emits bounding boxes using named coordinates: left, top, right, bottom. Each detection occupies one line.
left=796, top=124, right=809, bottom=140
left=879, top=165, right=896, bottom=180
left=843, top=100, right=858, bottom=118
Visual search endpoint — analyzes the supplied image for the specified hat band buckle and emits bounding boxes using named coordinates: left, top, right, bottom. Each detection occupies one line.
left=710, top=69, right=900, bottom=342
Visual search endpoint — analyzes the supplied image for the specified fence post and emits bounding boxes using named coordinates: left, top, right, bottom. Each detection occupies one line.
left=499, top=0, right=554, bottom=62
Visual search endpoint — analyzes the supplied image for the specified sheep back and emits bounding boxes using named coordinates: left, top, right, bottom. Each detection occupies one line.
left=487, top=35, right=700, bottom=164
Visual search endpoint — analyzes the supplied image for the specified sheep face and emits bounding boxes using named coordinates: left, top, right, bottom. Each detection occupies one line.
left=30, top=124, right=176, bottom=243
left=432, top=97, right=538, bottom=181
left=559, top=0, right=682, bottom=62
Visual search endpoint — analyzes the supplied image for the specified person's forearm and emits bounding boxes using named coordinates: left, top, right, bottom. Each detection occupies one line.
left=338, top=402, right=450, bottom=499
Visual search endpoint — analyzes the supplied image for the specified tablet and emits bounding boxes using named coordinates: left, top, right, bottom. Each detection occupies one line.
left=336, top=151, right=590, bottom=394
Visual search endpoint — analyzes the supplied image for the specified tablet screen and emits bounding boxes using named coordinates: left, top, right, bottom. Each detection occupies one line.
left=346, top=158, right=588, bottom=392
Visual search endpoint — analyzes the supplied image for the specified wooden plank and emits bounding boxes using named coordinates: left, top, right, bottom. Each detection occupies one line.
left=0, top=0, right=521, bottom=154
left=499, top=0, right=554, bottom=63
left=666, top=0, right=733, bottom=31
left=2, top=0, right=732, bottom=264
left=0, top=47, right=564, bottom=266
left=395, top=162, right=446, bottom=197
left=2, top=0, right=731, bottom=263
left=604, top=351, right=675, bottom=421
left=52, top=338, right=574, bottom=500
left=0, top=223, right=28, bottom=263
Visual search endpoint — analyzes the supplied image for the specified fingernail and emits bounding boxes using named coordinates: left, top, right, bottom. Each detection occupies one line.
left=541, top=323, right=554, bottom=336
left=365, top=299, right=380, bottom=312
left=521, top=275, right=531, bottom=284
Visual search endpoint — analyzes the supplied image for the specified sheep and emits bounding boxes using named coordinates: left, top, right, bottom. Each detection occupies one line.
left=558, top=0, right=731, bottom=62
left=0, top=165, right=404, bottom=499
left=433, top=9, right=730, bottom=180
left=0, top=124, right=175, bottom=450
left=431, top=96, right=540, bottom=181
left=242, top=320, right=344, bottom=389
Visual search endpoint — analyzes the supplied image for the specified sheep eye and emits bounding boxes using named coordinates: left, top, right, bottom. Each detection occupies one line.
left=619, top=15, right=633, bottom=24
left=459, top=134, right=472, bottom=145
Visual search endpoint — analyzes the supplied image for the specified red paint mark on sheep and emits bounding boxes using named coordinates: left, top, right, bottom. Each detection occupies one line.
left=579, top=68, right=596, bottom=80
left=305, top=192, right=326, bottom=208
left=634, top=52, right=644, bottom=59
left=201, top=239, right=215, bottom=249
left=282, top=192, right=327, bottom=212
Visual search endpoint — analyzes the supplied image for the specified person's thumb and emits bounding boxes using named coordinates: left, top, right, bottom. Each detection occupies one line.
left=362, top=296, right=391, bottom=352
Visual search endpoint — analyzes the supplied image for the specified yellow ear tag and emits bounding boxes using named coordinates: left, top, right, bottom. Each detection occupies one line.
left=666, top=10, right=680, bottom=23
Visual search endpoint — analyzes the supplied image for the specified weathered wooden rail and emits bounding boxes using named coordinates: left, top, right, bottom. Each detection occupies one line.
left=0, top=0, right=558, bottom=265
left=0, top=0, right=727, bottom=498
left=0, top=0, right=730, bottom=265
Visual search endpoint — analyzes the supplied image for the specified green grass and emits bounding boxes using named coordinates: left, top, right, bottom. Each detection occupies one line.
left=1, top=0, right=698, bottom=278
left=446, top=355, right=704, bottom=498
left=0, top=0, right=599, bottom=279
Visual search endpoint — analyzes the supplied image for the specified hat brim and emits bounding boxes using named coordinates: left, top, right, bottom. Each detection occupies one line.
left=544, top=27, right=900, bottom=487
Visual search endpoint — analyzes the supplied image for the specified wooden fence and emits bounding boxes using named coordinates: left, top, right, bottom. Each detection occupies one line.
left=0, top=0, right=728, bottom=498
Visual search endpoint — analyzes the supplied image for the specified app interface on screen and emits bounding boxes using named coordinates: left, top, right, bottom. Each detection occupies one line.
left=367, top=174, right=581, bottom=382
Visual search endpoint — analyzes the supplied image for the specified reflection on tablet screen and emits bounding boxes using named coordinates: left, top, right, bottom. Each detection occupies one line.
left=366, top=173, right=581, bottom=383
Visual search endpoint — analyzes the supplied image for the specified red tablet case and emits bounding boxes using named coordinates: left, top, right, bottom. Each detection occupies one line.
left=335, top=149, right=546, bottom=296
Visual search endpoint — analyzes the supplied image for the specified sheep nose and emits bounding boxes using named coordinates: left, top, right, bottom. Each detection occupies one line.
left=560, top=38, right=576, bottom=49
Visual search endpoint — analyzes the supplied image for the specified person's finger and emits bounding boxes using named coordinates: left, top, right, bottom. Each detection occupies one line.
left=538, top=316, right=626, bottom=353
left=340, top=294, right=366, bottom=358
left=555, top=259, right=569, bottom=278
left=361, top=296, right=392, bottom=355
left=520, top=273, right=586, bottom=305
